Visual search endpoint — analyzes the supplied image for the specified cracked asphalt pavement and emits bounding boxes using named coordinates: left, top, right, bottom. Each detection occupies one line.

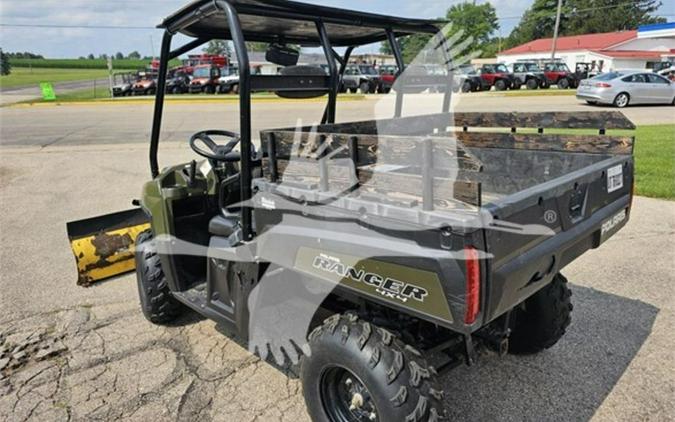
left=0, top=99, right=673, bottom=421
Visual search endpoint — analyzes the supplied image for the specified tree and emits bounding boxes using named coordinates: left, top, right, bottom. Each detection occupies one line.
left=446, top=2, right=499, bottom=48
left=204, top=40, right=232, bottom=57
left=128, top=51, right=141, bottom=59
left=565, top=0, right=664, bottom=35
left=0, top=49, right=11, bottom=76
left=87, top=54, right=95, bottom=60
left=99, top=54, right=108, bottom=60
left=506, top=0, right=665, bottom=49
left=246, top=42, right=269, bottom=52
left=115, top=52, right=124, bottom=60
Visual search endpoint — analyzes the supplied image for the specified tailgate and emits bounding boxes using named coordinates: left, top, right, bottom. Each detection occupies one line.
left=475, top=115, right=636, bottom=323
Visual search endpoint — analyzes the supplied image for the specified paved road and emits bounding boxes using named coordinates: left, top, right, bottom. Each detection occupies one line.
left=0, top=78, right=110, bottom=106
left=0, top=99, right=673, bottom=421
left=1, top=94, right=674, bottom=148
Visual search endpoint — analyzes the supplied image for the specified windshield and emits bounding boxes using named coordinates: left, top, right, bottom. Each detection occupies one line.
left=526, top=63, right=541, bottom=72
left=193, top=67, right=212, bottom=78
left=546, top=63, right=570, bottom=72
left=495, top=64, right=509, bottom=73
left=593, top=72, right=624, bottom=81
left=358, top=65, right=378, bottom=75
left=457, top=65, right=476, bottom=75
left=222, top=67, right=239, bottom=77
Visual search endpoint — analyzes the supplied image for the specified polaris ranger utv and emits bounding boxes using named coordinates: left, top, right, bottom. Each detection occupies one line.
left=67, top=1, right=636, bottom=420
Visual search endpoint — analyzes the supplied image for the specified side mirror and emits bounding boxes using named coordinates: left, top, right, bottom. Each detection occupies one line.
left=266, top=44, right=300, bottom=67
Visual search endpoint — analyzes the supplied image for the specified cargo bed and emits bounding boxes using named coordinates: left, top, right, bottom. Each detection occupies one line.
left=254, top=111, right=636, bottom=330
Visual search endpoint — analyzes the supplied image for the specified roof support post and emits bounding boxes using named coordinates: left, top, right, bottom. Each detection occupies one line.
left=386, top=29, right=405, bottom=118
left=150, top=30, right=173, bottom=178
left=169, top=37, right=210, bottom=60
left=322, top=46, right=354, bottom=125
left=435, top=32, right=453, bottom=114
left=316, top=21, right=338, bottom=124
left=217, top=0, right=254, bottom=241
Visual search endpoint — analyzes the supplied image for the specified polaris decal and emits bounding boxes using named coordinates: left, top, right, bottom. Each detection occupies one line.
left=312, top=255, right=428, bottom=303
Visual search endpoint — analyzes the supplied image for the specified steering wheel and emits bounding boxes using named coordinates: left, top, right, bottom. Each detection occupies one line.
left=190, top=130, right=242, bottom=162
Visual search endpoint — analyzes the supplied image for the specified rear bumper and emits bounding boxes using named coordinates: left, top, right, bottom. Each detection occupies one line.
left=486, top=195, right=631, bottom=323
left=576, top=90, right=614, bottom=104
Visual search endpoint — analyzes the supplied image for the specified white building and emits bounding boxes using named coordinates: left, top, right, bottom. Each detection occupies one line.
left=497, top=22, right=675, bottom=72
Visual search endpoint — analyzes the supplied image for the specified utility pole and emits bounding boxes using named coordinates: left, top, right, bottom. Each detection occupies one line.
left=551, top=0, right=563, bottom=60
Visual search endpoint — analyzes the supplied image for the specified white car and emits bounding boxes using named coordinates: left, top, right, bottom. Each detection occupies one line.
left=577, top=71, right=675, bottom=108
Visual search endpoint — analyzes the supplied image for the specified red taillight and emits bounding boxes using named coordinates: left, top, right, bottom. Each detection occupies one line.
left=595, top=82, right=612, bottom=88
left=464, top=246, right=481, bottom=325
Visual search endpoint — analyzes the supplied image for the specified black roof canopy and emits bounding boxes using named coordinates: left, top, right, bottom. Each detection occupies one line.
left=159, top=0, right=444, bottom=47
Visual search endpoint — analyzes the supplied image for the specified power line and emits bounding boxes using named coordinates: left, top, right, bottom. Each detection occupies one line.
left=0, top=23, right=156, bottom=30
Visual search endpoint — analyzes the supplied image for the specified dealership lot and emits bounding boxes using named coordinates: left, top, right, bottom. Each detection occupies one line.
left=0, top=95, right=673, bottom=421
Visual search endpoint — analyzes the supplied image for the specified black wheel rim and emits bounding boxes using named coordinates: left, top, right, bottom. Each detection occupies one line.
left=320, top=366, right=379, bottom=422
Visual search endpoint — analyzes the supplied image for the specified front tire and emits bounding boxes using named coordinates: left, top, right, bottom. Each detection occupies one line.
left=301, top=314, right=446, bottom=422
left=359, top=82, right=371, bottom=94
left=509, top=273, right=573, bottom=355
left=494, top=80, right=507, bottom=91
left=461, top=81, right=472, bottom=93
left=558, top=78, right=570, bottom=89
left=135, top=231, right=184, bottom=325
left=613, top=92, right=630, bottom=108
left=526, top=78, right=539, bottom=90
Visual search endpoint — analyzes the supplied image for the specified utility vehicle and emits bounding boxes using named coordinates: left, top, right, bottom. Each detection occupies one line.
left=479, top=63, right=520, bottom=91
left=510, top=62, right=549, bottom=90
left=218, top=66, right=240, bottom=94
left=343, top=64, right=381, bottom=93
left=544, top=61, right=579, bottom=89
left=66, top=1, right=636, bottom=421
left=132, top=71, right=158, bottom=96
left=111, top=72, right=136, bottom=97
left=189, top=64, right=222, bottom=94
left=166, top=68, right=191, bottom=94
left=453, top=64, right=489, bottom=93
left=378, top=64, right=399, bottom=94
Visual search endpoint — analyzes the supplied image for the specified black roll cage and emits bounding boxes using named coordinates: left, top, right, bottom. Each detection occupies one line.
left=149, top=0, right=451, bottom=241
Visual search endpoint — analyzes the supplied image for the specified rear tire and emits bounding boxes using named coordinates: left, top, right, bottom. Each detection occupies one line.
left=558, top=78, right=570, bottom=89
left=461, top=81, right=472, bottom=93
left=526, top=78, right=539, bottom=90
left=613, top=92, right=630, bottom=108
left=508, top=273, right=573, bottom=355
left=359, top=82, right=371, bottom=94
left=301, top=314, right=446, bottom=422
left=232, top=84, right=240, bottom=95
left=135, top=231, right=184, bottom=325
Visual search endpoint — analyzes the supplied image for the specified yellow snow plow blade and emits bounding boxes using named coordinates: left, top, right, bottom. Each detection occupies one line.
left=66, top=209, right=150, bottom=287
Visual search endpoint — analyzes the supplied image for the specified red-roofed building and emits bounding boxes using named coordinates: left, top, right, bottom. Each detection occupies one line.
left=497, top=24, right=675, bottom=72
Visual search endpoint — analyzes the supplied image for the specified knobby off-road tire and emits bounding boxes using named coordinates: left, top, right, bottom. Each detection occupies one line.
left=301, top=314, right=446, bottom=422
left=135, top=231, right=184, bottom=325
left=494, top=79, right=507, bottom=91
left=509, top=273, right=573, bottom=355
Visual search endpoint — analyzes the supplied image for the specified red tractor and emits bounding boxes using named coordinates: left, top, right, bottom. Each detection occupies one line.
left=543, top=62, right=579, bottom=89
left=479, top=63, right=521, bottom=91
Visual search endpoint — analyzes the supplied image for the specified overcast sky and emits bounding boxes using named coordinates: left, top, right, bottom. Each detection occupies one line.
left=1, top=0, right=673, bottom=58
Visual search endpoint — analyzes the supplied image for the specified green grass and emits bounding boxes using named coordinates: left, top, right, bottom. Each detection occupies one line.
left=523, top=125, right=675, bottom=200
left=632, top=125, right=675, bottom=200
left=9, top=58, right=180, bottom=70
left=0, top=68, right=116, bottom=89
left=489, top=88, right=577, bottom=97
